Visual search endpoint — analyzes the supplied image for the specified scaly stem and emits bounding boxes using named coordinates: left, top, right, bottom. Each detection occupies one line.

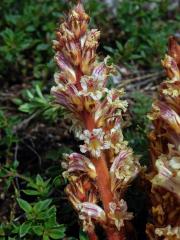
left=84, top=112, right=125, bottom=240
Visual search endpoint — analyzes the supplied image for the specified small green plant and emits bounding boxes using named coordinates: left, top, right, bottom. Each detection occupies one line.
left=105, top=0, right=179, bottom=67
left=0, top=171, right=66, bottom=240
left=22, top=174, right=51, bottom=198
left=0, top=109, right=20, bottom=159
left=124, top=92, right=152, bottom=165
left=13, top=82, right=62, bottom=122
left=0, top=0, right=68, bottom=83
left=15, top=198, right=65, bottom=240
left=0, top=198, right=65, bottom=240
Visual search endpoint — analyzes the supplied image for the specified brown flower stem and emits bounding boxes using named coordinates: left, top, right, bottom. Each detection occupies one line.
left=91, top=155, right=112, bottom=213
left=92, top=155, right=125, bottom=240
left=84, top=111, right=125, bottom=240
left=75, top=64, right=126, bottom=240
left=84, top=112, right=113, bottom=212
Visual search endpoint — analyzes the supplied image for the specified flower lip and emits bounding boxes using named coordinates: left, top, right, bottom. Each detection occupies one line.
left=108, top=199, right=133, bottom=230
left=79, top=128, right=111, bottom=158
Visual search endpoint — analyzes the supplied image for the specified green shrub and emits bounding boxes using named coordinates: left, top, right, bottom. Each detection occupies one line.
left=0, top=0, right=68, bottom=84
left=104, top=0, right=179, bottom=67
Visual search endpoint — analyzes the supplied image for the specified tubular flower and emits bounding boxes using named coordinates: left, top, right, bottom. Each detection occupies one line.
left=108, top=200, right=133, bottom=231
left=78, top=202, right=107, bottom=232
left=146, top=37, right=180, bottom=240
left=51, top=3, right=140, bottom=240
left=62, top=153, right=97, bottom=180
left=79, top=128, right=111, bottom=158
left=110, top=150, right=140, bottom=194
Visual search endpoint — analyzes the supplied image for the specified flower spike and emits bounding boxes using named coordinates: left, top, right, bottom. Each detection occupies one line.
left=51, top=3, right=140, bottom=239
left=146, top=37, right=180, bottom=240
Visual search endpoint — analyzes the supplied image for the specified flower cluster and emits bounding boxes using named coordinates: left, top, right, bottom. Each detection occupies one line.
left=51, top=3, right=140, bottom=240
left=146, top=37, right=180, bottom=240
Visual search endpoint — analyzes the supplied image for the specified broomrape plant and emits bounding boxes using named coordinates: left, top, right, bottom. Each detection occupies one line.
left=146, top=37, right=180, bottom=240
left=51, top=2, right=140, bottom=240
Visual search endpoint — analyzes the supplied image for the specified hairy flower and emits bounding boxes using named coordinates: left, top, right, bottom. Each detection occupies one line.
left=158, top=102, right=180, bottom=134
left=151, top=152, right=180, bottom=198
left=80, top=128, right=110, bottom=158
left=108, top=199, right=133, bottom=231
left=78, top=202, right=106, bottom=232
left=110, top=149, right=140, bottom=193
left=80, top=29, right=100, bottom=74
left=107, top=89, right=128, bottom=112
left=105, top=122, right=124, bottom=154
left=62, top=153, right=97, bottom=180
left=65, top=176, right=97, bottom=210
left=92, top=56, right=115, bottom=86
left=162, top=55, right=180, bottom=81
left=79, top=76, right=106, bottom=100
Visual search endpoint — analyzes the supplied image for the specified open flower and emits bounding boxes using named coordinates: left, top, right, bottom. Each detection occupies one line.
left=65, top=176, right=97, bottom=210
left=158, top=102, right=180, bottom=134
left=52, top=84, right=84, bottom=113
left=162, top=55, right=180, bottom=81
left=80, top=128, right=110, bottom=158
left=92, top=56, right=115, bottom=87
left=107, top=88, right=128, bottom=112
left=110, top=149, right=140, bottom=192
left=54, top=53, right=77, bottom=84
left=151, top=153, right=180, bottom=198
left=79, top=76, right=106, bottom=100
left=62, top=153, right=97, bottom=180
left=108, top=199, right=133, bottom=231
left=78, top=202, right=106, bottom=232
left=104, top=122, right=124, bottom=154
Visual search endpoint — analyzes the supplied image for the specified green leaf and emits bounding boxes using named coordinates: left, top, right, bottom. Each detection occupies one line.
left=103, top=46, right=114, bottom=53
left=32, top=225, right=43, bottom=236
left=19, top=103, right=31, bottom=113
left=116, top=41, right=123, bottom=51
left=26, top=25, right=35, bottom=32
left=17, top=198, right=32, bottom=213
left=79, top=230, right=88, bottom=240
left=43, top=234, right=50, bottom=240
left=49, top=226, right=65, bottom=239
left=0, top=225, right=5, bottom=236
left=34, top=199, right=52, bottom=213
left=23, top=189, right=39, bottom=196
left=26, top=90, right=34, bottom=99
left=36, top=174, right=44, bottom=185
left=11, top=98, right=23, bottom=105
left=36, top=43, right=49, bottom=51
left=35, top=85, right=45, bottom=99
left=19, top=222, right=31, bottom=237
